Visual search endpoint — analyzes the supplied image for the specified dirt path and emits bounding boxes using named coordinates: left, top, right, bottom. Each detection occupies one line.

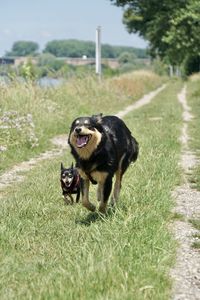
left=0, top=84, right=166, bottom=197
left=171, top=85, right=200, bottom=300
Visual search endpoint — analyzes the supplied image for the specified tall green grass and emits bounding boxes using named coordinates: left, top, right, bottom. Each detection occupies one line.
left=0, top=71, right=166, bottom=173
left=0, top=81, right=182, bottom=299
left=187, top=76, right=200, bottom=190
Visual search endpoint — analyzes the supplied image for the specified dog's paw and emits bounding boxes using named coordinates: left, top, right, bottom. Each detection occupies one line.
left=99, top=204, right=107, bottom=214
left=83, top=201, right=96, bottom=212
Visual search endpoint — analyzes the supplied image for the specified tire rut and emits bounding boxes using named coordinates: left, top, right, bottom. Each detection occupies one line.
left=171, top=85, right=200, bottom=300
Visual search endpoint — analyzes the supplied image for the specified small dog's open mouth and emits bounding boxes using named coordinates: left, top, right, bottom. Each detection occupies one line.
left=76, top=134, right=91, bottom=148
left=65, top=181, right=72, bottom=187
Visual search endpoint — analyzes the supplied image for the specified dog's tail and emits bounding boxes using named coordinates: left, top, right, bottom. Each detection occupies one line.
left=130, top=136, right=139, bottom=163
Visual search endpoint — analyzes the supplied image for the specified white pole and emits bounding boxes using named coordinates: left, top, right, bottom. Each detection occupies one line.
left=96, top=26, right=101, bottom=78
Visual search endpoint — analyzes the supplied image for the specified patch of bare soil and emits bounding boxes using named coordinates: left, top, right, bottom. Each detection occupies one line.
left=171, top=85, right=200, bottom=300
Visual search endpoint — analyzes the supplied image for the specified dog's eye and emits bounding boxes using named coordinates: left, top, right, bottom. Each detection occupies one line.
left=68, top=174, right=73, bottom=178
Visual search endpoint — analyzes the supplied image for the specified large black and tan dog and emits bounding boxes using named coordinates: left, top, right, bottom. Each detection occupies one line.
left=68, top=114, right=139, bottom=213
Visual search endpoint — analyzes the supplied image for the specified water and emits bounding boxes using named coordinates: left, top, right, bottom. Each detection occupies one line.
left=37, top=77, right=64, bottom=87
left=0, top=76, right=65, bottom=88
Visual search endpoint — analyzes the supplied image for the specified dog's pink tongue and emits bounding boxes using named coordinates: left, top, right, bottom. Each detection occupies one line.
left=77, top=136, right=88, bottom=148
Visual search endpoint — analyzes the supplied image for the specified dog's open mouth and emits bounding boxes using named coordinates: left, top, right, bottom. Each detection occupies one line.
left=76, top=134, right=91, bottom=148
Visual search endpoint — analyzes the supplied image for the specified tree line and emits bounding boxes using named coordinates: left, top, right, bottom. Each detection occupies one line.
left=5, top=39, right=147, bottom=59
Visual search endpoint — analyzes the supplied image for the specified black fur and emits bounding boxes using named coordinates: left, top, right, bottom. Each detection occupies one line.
left=68, top=114, right=139, bottom=213
left=60, top=162, right=81, bottom=204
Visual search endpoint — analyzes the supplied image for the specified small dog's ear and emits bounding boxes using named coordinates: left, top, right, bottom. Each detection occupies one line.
left=92, top=113, right=103, bottom=124
left=61, top=162, right=64, bottom=170
left=71, top=162, right=74, bottom=169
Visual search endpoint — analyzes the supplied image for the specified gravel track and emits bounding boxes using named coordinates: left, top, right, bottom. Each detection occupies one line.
left=171, top=85, right=200, bottom=300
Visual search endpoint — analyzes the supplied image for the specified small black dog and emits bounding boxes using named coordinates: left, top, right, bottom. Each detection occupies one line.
left=68, top=113, right=139, bottom=213
left=60, top=162, right=81, bottom=204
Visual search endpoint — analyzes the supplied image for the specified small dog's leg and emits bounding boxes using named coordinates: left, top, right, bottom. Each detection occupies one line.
left=70, top=194, right=74, bottom=204
left=99, top=176, right=112, bottom=214
left=81, top=179, right=96, bottom=212
left=63, top=194, right=73, bottom=205
left=76, top=189, right=80, bottom=203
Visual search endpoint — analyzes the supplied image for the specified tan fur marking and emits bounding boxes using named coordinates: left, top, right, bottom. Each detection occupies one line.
left=69, top=128, right=102, bottom=160
left=97, top=183, right=104, bottom=202
left=112, top=169, right=122, bottom=204
left=90, top=171, right=108, bottom=183
left=81, top=179, right=96, bottom=212
left=111, top=153, right=126, bottom=204
left=77, top=168, right=88, bottom=180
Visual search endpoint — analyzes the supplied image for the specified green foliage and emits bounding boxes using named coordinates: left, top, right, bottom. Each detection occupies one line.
left=43, top=39, right=147, bottom=59
left=110, top=0, right=200, bottom=72
left=102, top=64, right=119, bottom=77
left=6, top=41, right=39, bottom=57
left=151, top=59, right=169, bottom=76
left=19, top=59, right=38, bottom=80
left=163, top=1, right=200, bottom=63
left=118, top=51, right=137, bottom=64
left=37, top=53, right=57, bottom=66
left=44, top=39, right=95, bottom=57
left=183, top=55, right=200, bottom=76
left=36, top=54, right=74, bottom=78
left=187, top=78, right=200, bottom=191
left=37, top=53, right=65, bottom=71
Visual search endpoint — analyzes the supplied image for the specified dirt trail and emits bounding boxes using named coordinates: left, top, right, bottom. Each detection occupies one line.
left=116, top=84, right=166, bottom=118
left=0, top=84, right=166, bottom=196
left=171, top=85, right=200, bottom=300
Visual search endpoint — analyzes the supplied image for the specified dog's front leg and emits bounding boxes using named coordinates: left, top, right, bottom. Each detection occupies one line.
left=99, top=176, right=112, bottom=214
left=81, top=179, right=96, bottom=212
left=111, top=169, right=122, bottom=205
left=63, top=194, right=73, bottom=205
left=76, top=189, right=80, bottom=203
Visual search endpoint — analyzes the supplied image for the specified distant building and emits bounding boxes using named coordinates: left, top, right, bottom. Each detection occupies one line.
left=0, top=58, right=15, bottom=65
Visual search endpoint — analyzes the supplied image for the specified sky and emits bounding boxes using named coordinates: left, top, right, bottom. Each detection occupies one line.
left=0, top=0, right=147, bottom=56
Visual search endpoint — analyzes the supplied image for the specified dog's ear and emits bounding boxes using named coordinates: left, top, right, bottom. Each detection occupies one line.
left=91, top=113, right=103, bottom=124
left=71, top=162, right=74, bottom=169
left=61, top=162, right=64, bottom=170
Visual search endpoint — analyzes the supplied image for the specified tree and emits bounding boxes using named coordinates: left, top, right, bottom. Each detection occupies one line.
left=163, top=1, right=200, bottom=64
left=110, top=0, right=200, bottom=67
left=6, top=41, right=39, bottom=57
left=43, top=39, right=147, bottom=59
left=37, top=53, right=57, bottom=66
left=43, top=40, right=95, bottom=57
left=118, top=51, right=136, bottom=64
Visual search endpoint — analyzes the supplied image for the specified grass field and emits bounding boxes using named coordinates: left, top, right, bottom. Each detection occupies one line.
left=0, top=71, right=165, bottom=174
left=0, top=78, right=183, bottom=299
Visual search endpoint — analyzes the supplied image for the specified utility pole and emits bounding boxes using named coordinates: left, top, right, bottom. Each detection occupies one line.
left=96, top=26, right=101, bottom=79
